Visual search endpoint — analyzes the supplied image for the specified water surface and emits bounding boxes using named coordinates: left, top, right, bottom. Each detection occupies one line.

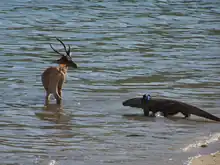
left=0, top=0, right=220, bottom=164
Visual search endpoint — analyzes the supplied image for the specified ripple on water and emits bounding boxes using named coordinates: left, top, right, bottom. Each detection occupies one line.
left=0, top=0, right=220, bottom=165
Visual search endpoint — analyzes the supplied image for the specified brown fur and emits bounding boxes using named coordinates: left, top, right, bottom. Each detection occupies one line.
left=41, top=38, right=77, bottom=105
left=41, top=65, right=67, bottom=104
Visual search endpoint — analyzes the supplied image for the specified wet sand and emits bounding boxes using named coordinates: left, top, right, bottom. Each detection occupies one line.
left=190, top=151, right=220, bottom=165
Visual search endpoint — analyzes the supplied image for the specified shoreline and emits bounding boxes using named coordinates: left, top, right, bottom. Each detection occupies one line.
left=189, top=151, right=220, bottom=165
left=186, top=137, right=220, bottom=165
left=184, top=133, right=220, bottom=165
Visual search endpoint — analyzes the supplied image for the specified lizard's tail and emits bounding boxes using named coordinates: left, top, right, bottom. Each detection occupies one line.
left=189, top=105, right=220, bottom=122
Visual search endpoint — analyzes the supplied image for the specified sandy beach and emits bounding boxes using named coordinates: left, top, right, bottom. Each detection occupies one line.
left=189, top=151, right=220, bottom=165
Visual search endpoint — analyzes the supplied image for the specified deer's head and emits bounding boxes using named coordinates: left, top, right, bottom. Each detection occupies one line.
left=50, top=38, right=77, bottom=68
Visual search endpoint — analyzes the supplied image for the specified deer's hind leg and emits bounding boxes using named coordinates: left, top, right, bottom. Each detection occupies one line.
left=45, top=91, right=50, bottom=105
left=57, top=75, right=65, bottom=102
left=54, top=92, right=62, bottom=104
left=52, top=85, right=62, bottom=105
left=54, top=76, right=64, bottom=104
left=42, top=75, right=50, bottom=105
left=47, top=76, right=62, bottom=105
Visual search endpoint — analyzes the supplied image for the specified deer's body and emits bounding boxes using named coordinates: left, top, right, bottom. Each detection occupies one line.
left=41, top=38, right=77, bottom=105
left=41, top=65, right=67, bottom=104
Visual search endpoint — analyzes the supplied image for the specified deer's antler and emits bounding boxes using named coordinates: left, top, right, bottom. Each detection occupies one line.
left=49, top=43, right=63, bottom=56
left=55, top=37, right=71, bottom=56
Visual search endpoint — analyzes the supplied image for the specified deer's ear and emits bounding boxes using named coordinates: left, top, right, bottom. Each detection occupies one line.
left=67, top=45, right=71, bottom=55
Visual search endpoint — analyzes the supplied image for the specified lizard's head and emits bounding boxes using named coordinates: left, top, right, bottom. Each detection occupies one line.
left=122, top=94, right=151, bottom=108
left=122, top=97, right=142, bottom=108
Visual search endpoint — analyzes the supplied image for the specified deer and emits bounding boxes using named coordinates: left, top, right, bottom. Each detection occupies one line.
left=41, top=38, right=77, bottom=105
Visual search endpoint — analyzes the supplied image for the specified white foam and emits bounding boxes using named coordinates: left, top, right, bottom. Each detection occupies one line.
left=187, top=151, right=220, bottom=165
left=48, top=160, right=56, bottom=165
left=182, top=132, right=220, bottom=152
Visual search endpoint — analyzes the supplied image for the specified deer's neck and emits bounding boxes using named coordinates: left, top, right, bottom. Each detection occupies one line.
left=58, top=64, right=68, bottom=74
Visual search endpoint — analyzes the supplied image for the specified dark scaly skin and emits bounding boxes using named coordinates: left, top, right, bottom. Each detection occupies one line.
left=122, top=95, right=220, bottom=122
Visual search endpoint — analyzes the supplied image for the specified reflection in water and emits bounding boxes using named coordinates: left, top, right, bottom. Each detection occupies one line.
left=35, top=103, right=72, bottom=130
left=123, top=113, right=157, bottom=122
left=123, top=113, right=218, bottom=123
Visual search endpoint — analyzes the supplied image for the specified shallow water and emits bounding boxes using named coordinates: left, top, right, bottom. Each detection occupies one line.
left=0, top=0, right=220, bottom=164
